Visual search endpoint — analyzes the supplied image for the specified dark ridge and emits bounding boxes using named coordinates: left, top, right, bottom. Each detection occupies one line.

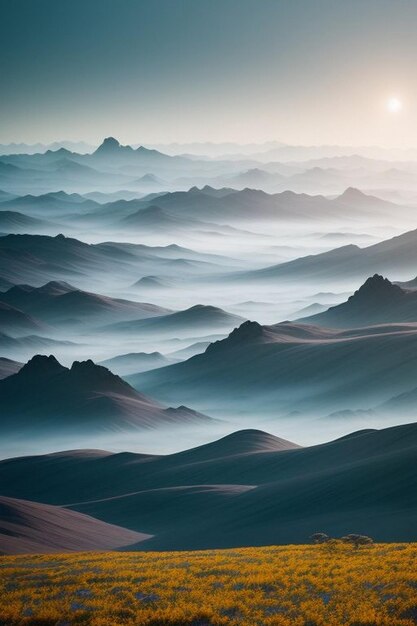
left=94, top=137, right=122, bottom=152
left=18, top=354, right=66, bottom=378
left=206, top=320, right=263, bottom=353
left=349, top=274, right=404, bottom=302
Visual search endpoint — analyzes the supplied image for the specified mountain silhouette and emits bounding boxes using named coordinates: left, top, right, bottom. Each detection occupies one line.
left=131, top=319, right=417, bottom=415
left=0, top=355, right=217, bottom=435
left=299, top=274, right=417, bottom=327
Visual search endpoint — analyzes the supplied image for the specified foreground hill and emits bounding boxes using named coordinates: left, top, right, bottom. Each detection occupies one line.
left=0, top=423, right=416, bottom=547
left=0, top=496, right=147, bottom=554
left=0, top=354, right=216, bottom=435
left=130, top=320, right=417, bottom=414
left=299, top=274, right=417, bottom=328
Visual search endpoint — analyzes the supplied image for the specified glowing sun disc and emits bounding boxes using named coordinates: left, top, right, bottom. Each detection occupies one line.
left=387, top=97, right=403, bottom=113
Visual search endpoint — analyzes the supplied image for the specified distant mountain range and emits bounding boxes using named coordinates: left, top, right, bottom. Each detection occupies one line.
left=1, top=190, right=99, bottom=212
left=0, top=354, right=217, bottom=436
left=1, top=136, right=417, bottom=202
left=0, top=138, right=202, bottom=194
left=0, top=422, right=415, bottom=552
left=0, top=141, right=95, bottom=155
left=113, top=186, right=400, bottom=225
left=0, top=183, right=408, bottom=245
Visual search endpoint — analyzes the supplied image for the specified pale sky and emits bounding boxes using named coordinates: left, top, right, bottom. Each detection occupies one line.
left=1, top=0, right=417, bottom=147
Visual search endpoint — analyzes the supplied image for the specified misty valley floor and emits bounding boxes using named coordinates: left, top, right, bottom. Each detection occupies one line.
left=1, top=544, right=417, bottom=626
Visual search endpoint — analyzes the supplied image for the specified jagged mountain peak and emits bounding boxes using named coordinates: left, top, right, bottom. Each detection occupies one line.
left=350, top=274, right=404, bottom=301
left=206, top=320, right=264, bottom=354
left=19, top=354, right=66, bottom=378
left=338, top=186, right=368, bottom=200
left=95, top=137, right=121, bottom=152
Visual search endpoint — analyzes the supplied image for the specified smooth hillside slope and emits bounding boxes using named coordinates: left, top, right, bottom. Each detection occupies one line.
left=0, top=423, right=415, bottom=549
left=245, top=226, right=417, bottom=283
left=0, top=496, right=149, bottom=554
left=129, top=320, right=417, bottom=414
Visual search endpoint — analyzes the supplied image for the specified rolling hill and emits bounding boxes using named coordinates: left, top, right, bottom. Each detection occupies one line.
left=0, top=233, right=231, bottom=287
left=0, top=281, right=171, bottom=327
left=99, top=352, right=175, bottom=375
left=244, top=226, right=417, bottom=283
left=0, top=210, right=50, bottom=233
left=0, top=423, right=415, bottom=549
left=129, top=319, right=417, bottom=415
left=105, top=304, right=245, bottom=336
left=0, top=301, right=46, bottom=336
left=0, top=191, right=99, bottom=215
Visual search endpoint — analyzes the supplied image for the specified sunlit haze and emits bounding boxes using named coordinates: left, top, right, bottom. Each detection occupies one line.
left=1, top=0, right=417, bottom=148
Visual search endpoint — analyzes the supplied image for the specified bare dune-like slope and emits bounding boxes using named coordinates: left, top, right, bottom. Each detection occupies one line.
left=0, top=495, right=149, bottom=554
left=0, top=423, right=416, bottom=550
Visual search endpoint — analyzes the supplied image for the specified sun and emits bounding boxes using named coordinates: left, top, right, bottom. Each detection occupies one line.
left=386, top=97, right=403, bottom=113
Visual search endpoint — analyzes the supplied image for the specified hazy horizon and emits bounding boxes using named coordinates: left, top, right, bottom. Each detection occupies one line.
left=2, top=0, right=417, bottom=147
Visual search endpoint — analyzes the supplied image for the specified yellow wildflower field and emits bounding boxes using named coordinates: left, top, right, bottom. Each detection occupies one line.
left=0, top=543, right=416, bottom=626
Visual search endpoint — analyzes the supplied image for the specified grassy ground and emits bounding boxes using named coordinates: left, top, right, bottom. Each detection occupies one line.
left=0, top=543, right=416, bottom=625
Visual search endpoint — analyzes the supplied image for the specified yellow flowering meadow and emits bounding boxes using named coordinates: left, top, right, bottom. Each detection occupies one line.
left=0, top=543, right=416, bottom=626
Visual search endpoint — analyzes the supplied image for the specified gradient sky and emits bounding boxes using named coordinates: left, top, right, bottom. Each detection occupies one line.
left=1, top=0, right=417, bottom=147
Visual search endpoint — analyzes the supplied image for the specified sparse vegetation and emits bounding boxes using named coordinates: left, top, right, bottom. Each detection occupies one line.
left=341, top=534, right=374, bottom=549
left=311, top=533, right=374, bottom=550
left=0, top=543, right=416, bottom=625
left=310, top=532, right=330, bottom=544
